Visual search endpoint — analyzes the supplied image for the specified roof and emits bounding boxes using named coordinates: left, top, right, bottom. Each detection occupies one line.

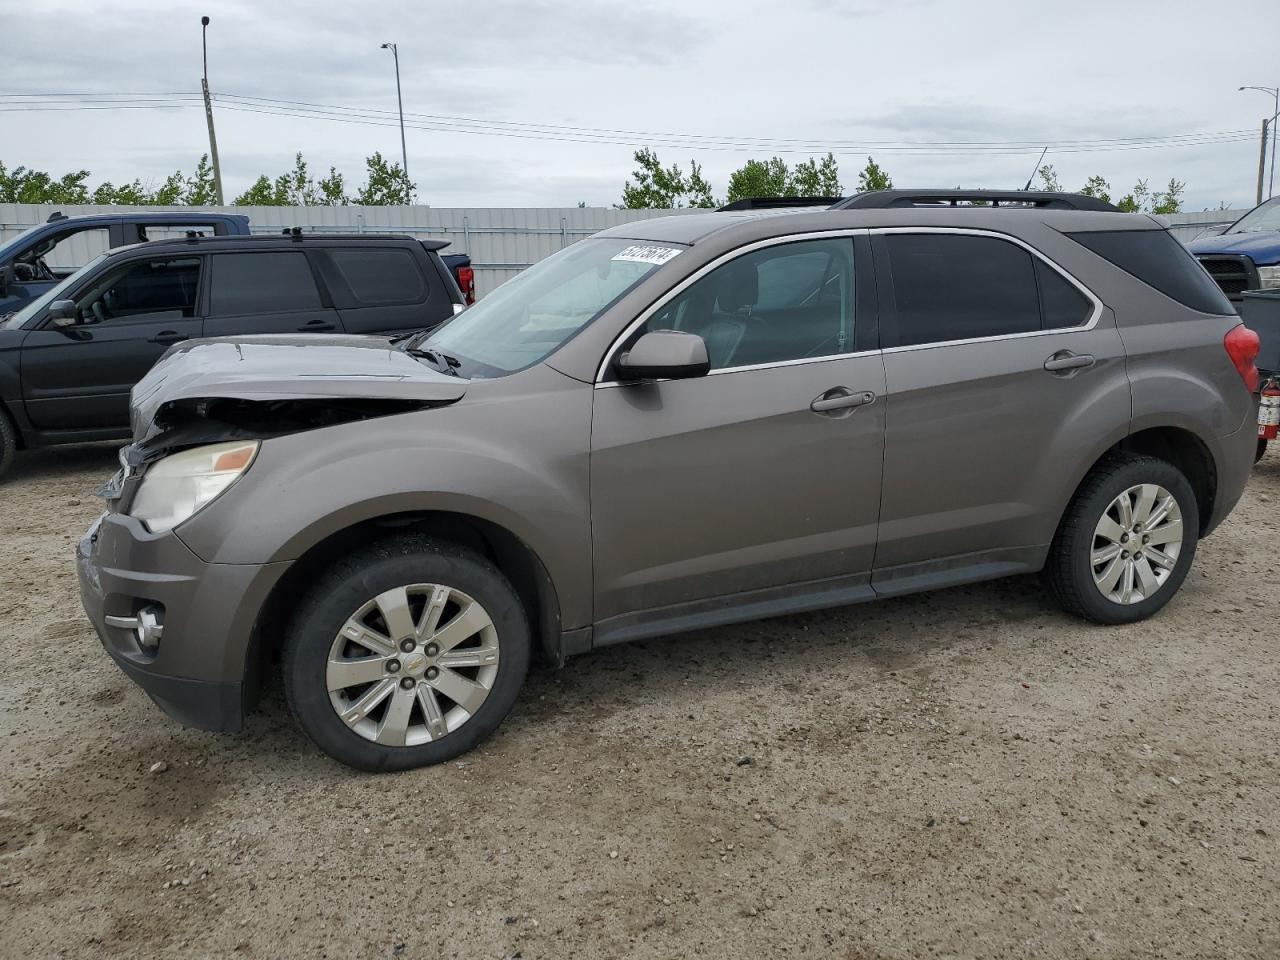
left=39, top=211, right=248, bottom=226
left=592, top=206, right=1163, bottom=247
left=105, top=232, right=442, bottom=256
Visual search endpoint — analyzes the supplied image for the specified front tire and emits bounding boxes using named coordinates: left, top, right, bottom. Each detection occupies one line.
left=0, top=410, right=16, bottom=479
left=283, top=536, right=530, bottom=772
left=1045, top=454, right=1199, bottom=625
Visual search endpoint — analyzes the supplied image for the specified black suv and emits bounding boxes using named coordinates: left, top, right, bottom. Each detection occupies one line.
left=0, top=234, right=465, bottom=476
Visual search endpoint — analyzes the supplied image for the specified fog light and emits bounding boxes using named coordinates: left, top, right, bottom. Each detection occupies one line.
left=105, top=605, right=165, bottom=651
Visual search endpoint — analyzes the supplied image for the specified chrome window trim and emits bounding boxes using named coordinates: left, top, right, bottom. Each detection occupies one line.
left=872, top=226, right=1104, bottom=354
left=593, top=228, right=869, bottom=385
left=591, top=224, right=1106, bottom=384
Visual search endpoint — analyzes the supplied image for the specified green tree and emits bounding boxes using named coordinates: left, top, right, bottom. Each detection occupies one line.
left=1036, top=164, right=1064, bottom=192
left=233, top=174, right=283, bottom=205
left=317, top=167, right=347, bottom=206
left=792, top=152, right=843, bottom=197
left=184, top=154, right=218, bottom=206
left=724, top=153, right=844, bottom=204
left=725, top=157, right=791, bottom=203
left=619, top=149, right=715, bottom=208
left=856, top=155, right=892, bottom=192
left=1079, top=174, right=1112, bottom=204
left=355, top=152, right=414, bottom=205
left=0, top=163, right=91, bottom=204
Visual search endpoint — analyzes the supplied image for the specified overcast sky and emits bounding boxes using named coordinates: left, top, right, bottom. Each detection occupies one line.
left=4, top=0, right=1279, bottom=211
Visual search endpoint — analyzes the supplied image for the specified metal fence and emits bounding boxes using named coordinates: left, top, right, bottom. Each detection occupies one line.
left=0, top=204, right=679, bottom=298
left=0, top=203, right=1249, bottom=297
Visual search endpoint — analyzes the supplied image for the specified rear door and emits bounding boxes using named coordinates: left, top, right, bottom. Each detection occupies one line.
left=202, top=250, right=341, bottom=337
left=318, top=245, right=456, bottom=335
left=20, top=253, right=204, bottom=430
left=870, top=228, right=1130, bottom=590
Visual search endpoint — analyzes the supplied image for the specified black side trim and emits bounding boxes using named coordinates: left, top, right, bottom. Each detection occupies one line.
left=871, top=545, right=1048, bottom=596
left=592, top=573, right=875, bottom=649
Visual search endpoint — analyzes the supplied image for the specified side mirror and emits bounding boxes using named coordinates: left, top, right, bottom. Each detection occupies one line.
left=616, top=330, right=710, bottom=381
left=49, top=299, right=78, bottom=327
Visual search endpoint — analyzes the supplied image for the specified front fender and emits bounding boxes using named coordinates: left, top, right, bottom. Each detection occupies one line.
left=176, top=372, right=594, bottom=627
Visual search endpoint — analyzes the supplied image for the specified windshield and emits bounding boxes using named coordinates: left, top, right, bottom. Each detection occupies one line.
left=421, top=238, right=683, bottom=378
left=1, top=254, right=107, bottom=329
left=1229, top=197, right=1280, bottom=234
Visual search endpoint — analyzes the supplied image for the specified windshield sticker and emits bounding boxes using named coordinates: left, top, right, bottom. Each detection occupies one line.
left=611, top=244, right=682, bottom=266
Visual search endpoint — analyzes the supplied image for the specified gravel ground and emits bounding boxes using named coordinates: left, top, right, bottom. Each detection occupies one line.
left=1, top=442, right=1278, bottom=960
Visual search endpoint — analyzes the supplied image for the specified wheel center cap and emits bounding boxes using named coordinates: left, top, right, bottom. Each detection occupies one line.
left=401, top=652, right=428, bottom=676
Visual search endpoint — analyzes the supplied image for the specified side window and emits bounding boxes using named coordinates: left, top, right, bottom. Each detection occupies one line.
left=1035, top=259, right=1093, bottom=329
left=74, top=257, right=202, bottom=323
left=210, top=252, right=322, bottom=315
left=329, top=248, right=426, bottom=304
left=885, top=234, right=1041, bottom=347
left=16, top=227, right=111, bottom=279
left=643, top=238, right=855, bottom=371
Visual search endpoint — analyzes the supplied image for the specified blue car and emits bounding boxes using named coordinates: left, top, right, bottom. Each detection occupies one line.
left=1188, top=197, right=1280, bottom=303
left=0, top=211, right=250, bottom=317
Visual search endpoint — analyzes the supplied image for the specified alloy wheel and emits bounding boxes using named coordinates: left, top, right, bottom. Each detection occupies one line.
left=1090, top=483, right=1184, bottom=605
left=326, top=583, right=500, bottom=746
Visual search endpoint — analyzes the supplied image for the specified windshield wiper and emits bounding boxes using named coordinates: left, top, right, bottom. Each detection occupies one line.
left=405, top=347, right=461, bottom=377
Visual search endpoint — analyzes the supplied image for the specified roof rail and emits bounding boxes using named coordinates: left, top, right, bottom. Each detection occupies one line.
left=718, top=196, right=842, bottom=212
left=831, top=189, right=1120, bottom=212
left=47, top=211, right=68, bottom=223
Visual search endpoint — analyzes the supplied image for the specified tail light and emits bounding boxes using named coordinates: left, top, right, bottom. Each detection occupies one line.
left=1224, top=324, right=1260, bottom=393
left=454, top=266, right=476, bottom=305
left=1260, top=385, right=1280, bottom=440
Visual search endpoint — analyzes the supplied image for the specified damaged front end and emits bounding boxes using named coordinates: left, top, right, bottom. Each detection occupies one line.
left=100, top=335, right=471, bottom=510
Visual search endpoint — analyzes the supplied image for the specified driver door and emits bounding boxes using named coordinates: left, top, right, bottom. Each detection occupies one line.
left=589, top=234, right=886, bottom=639
left=20, top=254, right=204, bottom=431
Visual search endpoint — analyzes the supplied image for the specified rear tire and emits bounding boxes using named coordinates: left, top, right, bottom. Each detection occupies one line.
left=1044, top=454, right=1199, bottom=625
left=1256, top=438, right=1268, bottom=464
left=283, top=536, right=530, bottom=772
left=0, top=410, right=16, bottom=480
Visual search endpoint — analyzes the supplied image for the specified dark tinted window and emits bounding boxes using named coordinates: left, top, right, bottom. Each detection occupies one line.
left=330, top=248, right=425, bottom=304
left=1036, top=259, right=1093, bottom=328
left=643, top=238, right=855, bottom=370
left=210, top=252, right=321, bottom=315
left=1067, top=229, right=1234, bottom=315
left=886, top=234, right=1040, bottom=346
left=74, top=256, right=202, bottom=322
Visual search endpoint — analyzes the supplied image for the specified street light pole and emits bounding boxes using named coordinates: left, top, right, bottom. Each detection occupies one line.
left=1240, top=85, right=1279, bottom=200
left=201, top=15, right=225, bottom=205
left=381, top=42, right=411, bottom=202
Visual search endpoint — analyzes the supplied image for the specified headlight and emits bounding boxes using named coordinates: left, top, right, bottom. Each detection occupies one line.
left=1258, top=265, right=1280, bottom=290
left=130, top=441, right=259, bottom=533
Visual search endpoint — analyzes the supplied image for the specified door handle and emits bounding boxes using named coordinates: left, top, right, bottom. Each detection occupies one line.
left=299, top=320, right=336, bottom=332
left=810, top=387, right=876, bottom=414
left=147, top=330, right=187, bottom=345
left=1043, top=350, right=1095, bottom=373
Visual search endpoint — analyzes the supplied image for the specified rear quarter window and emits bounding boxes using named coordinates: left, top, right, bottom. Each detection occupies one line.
left=329, top=248, right=426, bottom=305
left=1067, top=229, right=1234, bottom=316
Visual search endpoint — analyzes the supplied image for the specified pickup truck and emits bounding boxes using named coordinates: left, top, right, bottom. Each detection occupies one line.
left=1187, top=196, right=1280, bottom=303
left=0, top=211, right=251, bottom=316
left=0, top=232, right=467, bottom=477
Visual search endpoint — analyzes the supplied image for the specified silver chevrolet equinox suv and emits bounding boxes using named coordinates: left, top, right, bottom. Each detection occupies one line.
left=78, top=190, right=1261, bottom=771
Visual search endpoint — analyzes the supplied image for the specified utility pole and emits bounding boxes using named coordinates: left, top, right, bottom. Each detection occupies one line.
left=1240, top=85, right=1279, bottom=201
left=201, top=16, right=225, bottom=205
left=381, top=42, right=410, bottom=202
left=1259, top=118, right=1271, bottom=206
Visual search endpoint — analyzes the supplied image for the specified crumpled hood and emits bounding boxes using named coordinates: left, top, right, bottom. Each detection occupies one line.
left=1187, top=230, right=1280, bottom=264
left=131, top=334, right=468, bottom=438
